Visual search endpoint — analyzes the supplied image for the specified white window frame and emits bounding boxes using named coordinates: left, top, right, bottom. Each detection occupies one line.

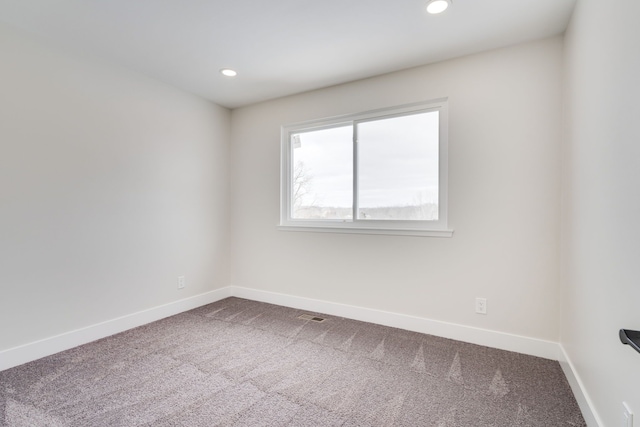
left=278, top=99, right=453, bottom=237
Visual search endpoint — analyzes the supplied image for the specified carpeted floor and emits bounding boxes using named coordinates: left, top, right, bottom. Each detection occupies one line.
left=0, top=297, right=585, bottom=426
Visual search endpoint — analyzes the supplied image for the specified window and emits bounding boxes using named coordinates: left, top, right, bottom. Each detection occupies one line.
left=279, top=99, right=452, bottom=237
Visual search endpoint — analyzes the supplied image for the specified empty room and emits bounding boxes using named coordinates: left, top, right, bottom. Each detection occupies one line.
left=0, top=0, right=638, bottom=426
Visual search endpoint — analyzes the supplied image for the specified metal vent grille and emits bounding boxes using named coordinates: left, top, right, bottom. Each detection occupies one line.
left=298, top=314, right=326, bottom=323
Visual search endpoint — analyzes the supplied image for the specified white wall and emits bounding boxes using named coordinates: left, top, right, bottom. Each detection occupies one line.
left=230, top=38, right=564, bottom=342
left=562, top=0, right=640, bottom=425
left=4, top=3, right=639, bottom=421
left=0, top=24, right=231, bottom=351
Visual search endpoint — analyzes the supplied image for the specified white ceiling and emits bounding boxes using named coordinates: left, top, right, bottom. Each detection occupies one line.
left=0, top=0, right=576, bottom=109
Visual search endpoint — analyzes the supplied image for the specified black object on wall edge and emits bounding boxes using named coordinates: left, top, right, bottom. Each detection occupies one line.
left=620, top=329, right=640, bottom=355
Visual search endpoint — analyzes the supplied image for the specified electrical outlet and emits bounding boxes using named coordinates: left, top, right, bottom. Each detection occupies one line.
left=475, top=298, right=487, bottom=314
left=623, top=402, right=634, bottom=427
left=177, top=276, right=185, bottom=290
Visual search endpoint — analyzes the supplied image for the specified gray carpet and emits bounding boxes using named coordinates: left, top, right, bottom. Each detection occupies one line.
left=0, top=297, right=585, bottom=426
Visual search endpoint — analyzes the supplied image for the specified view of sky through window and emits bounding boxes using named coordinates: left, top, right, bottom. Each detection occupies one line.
left=358, top=111, right=439, bottom=220
left=291, top=111, right=439, bottom=221
left=292, top=125, right=353, bottom=219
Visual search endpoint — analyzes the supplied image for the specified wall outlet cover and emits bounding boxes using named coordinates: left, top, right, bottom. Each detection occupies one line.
left=475, top=297, right=487, bottom=315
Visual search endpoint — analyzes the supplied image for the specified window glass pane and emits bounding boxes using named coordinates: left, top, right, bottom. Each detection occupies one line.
left=291, top=125, right=353, bottom=220
left=357, top=111, right=439, bottom=220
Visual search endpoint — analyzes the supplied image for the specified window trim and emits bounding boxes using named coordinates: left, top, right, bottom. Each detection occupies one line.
left=279, top=99, right=453, bottom=237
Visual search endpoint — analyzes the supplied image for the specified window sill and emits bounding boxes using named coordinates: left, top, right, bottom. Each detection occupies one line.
left=277, top=224, right=454, bottom=238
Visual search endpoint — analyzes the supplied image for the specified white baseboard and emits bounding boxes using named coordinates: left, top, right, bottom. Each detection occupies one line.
left=1, top=285, right=560, bottom=371
left=0, top=287, right=232, bottom=371
left=558, top=346, right=603, bottom=427
left=232, top=286, right=601, bottom=424
left=0, top=284, right=600, bottom=426
left=0, top=284, right=569, bottom=367
left=231, top=286, right=561, bottom=361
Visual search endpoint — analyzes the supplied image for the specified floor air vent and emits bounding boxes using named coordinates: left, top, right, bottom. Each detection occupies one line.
left=298, top=314, right=326, bottom=322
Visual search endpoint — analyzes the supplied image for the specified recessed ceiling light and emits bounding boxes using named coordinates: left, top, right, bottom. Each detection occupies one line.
left=426, top=0, right=450, bottom=14
left=220, top=68, right=237, bottom=77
